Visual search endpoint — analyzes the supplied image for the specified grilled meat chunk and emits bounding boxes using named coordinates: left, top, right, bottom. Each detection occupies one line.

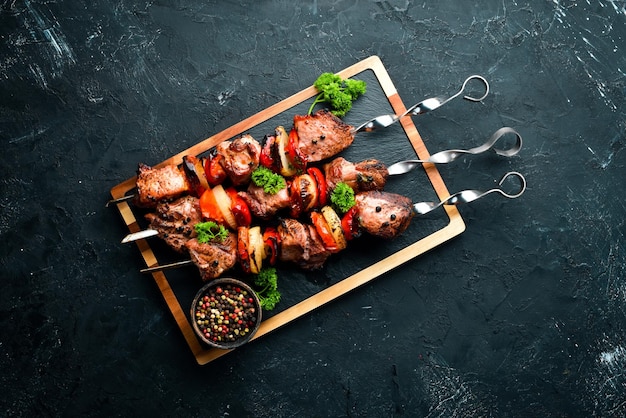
left=355, top=191, right=414, bottom=239
left=136, top=163, right=190, bottom=207
left=144, top=196, right=202, bottom=252
left=324, top=157, right=389, bottom=193
left=185, top=233, right=238, bottom=281
left=238, top=184, right=291, bottom=220
left=216, top=134, right=262, bottom=186
left=294, top=110, right=355, bottom=162
left=277, top=218, right=331, bottom=270
left=303, top=224, right=331, bottom=269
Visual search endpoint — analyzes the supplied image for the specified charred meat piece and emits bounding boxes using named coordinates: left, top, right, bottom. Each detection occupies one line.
left=277, top=218, right=331, bottom=270
left=238, top=184, right=291, bottom=220
left=294, top=110, right=356, bottom=162
left=324, top=157, right=389, bottom=193
left=185, top=233, right=238, bottom=281
left=303, top=224, right=332, bottom=269
left=355, top=191, right=414, bottom=239
left=216, top=134, right=262, bottom=186
left=144, top=196, right=203, bottom=252
left=136, top=163, right=190, bottom=207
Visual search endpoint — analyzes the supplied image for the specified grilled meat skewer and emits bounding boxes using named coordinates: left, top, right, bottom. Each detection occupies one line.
left=143, top=196, right=203, bottom=252
left=227, top=157, right=390, bottom=221
left=185, top=233, right=239, bottom=281
left=293, top=110, right=355, bottom=162
left=135, top=188, right=415, bottom=280
left=128, top=110, right=356, bottom=208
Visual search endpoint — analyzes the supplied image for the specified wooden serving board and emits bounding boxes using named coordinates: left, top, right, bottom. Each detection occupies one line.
left=110, top=56, right=465, bottom=365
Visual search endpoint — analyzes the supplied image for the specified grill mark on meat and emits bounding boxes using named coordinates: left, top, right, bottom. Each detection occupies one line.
left=355, top=191, right=414, bottom=239
left=324, top=157, right=389, bottom=193
left=216, top=134, right=261, bottom=186
left=238, top=184, right=291, bottom=220
left=294, top=110, right=355, bottom=162
left=278, top=218, right=331, bottom=270
left=144, top=196, right=202, bottom=252
left=136, top=163, right=190, bottom=207
left=185, top=233, right=238, bottom=281
left=303, top=224, right=331, bottom=269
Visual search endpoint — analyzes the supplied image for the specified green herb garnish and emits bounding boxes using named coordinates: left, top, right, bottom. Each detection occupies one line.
left=308, top=72, right=367, bottom=118
left=253, top=267, right=281, bottom=311
left=330, top=182, right=356, bottom=214
left=251, top=166, right=287, bottom=195
left=195, top=221, right=228, bottom=244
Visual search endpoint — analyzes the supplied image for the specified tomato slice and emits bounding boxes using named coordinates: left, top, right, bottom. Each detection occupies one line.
left=226, top=188, right=252, bottom=227
left=199, top=188, right=225, bottom=224
left=310, top=211, right=339, bottom=252
left=307, top=167, right=327, bottom=207
left=341, top=206, right=360, bottom=241
left=204, top=153, right=227, bottom=186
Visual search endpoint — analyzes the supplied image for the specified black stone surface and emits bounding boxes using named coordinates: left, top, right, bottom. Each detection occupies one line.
left=2, top=1, right=625, bottom=416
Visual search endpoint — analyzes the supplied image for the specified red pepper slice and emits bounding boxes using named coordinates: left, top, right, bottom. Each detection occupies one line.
left=341, top=206, right=360, bottom=241
left=286, top=128, right=307, bottom=173
left=226, top=188, right=252, bottom=227
left=204, top=154, right=227, bottom=186
left=199, top=188, right=225, bottom=224
left=310, top=211, right=339, bottom=252
left=307, top=167, right=327, bottom=207
left=262, top=227, right=281, bottom=266
left=260, top=134, right=278, bottom=172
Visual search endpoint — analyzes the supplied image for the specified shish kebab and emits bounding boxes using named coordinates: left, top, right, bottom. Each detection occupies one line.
left=123, top=124, right=523, bottom=243
left=129, top=168, right=525, bottom=282
left=132, top=188, right=415, bottom=282
left=113, top=109, right=355, bottom=209
left=108, top=74, right=491, bottom=208
left=125, top=132, right=524, bottom=282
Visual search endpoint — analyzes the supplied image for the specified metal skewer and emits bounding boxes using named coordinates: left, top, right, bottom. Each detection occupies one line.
left=412, top=171, right=526, bottom=215
left=106, top=194, right=135, bottom=207
left=121, top=229, right=160, bottom=243
left=353, top=75, right=490, bottom=133
left=387, top=127, right=522, bottom=176
left=140, top=260, right=194, bottom=274
left=129, top=172, right=527, bottom=275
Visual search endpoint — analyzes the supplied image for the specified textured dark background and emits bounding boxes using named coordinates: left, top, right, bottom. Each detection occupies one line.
left=1, top=1, right=625, bottom=416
